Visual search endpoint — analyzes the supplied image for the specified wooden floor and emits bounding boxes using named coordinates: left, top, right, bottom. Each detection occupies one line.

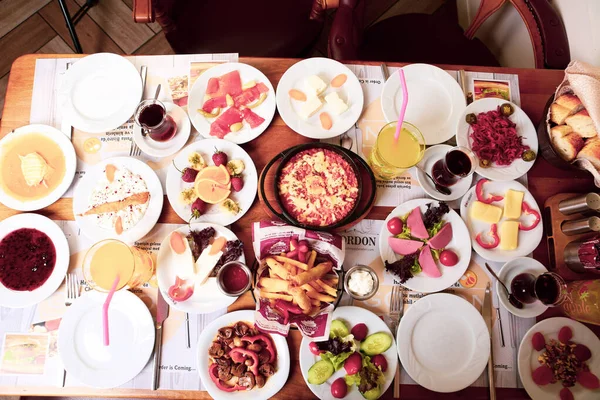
left=0, top=0, right=445, bottom=120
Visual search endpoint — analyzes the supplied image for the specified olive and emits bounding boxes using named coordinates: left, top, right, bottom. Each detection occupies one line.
left=479, top=159, right=492, bottom=168
left=465, top=113, right=477, bottom=124
left=500, top=103, right=514, bottom=116
left=522, top=149, right=536, bottom=162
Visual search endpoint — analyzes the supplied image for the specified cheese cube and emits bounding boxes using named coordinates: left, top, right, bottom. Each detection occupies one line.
left=471, top=201, right=503, bottom=224
left=504, top=189, right=524, bottom=219
left=324, top=92, right=349, bottom=115
left=298, top=95, right=323, bottom=119
left=499, top=220, right=519, bottom=250
left=305, top=75, right=327, bottom=96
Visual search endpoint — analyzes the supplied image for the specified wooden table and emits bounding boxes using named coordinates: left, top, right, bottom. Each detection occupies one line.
left=0, top=54, right=596, bottom=399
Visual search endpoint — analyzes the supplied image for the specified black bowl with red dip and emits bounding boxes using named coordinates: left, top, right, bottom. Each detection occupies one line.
left=217, top=261, right=252, bottom=297
left=0, top=228, right=56, bottom=291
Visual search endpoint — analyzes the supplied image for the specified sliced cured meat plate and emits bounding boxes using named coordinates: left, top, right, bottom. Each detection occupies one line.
left=209, top=107, right=244, bottom=139
left=206, top=70, right=242, bottom=98
left=388, top=237, right=423, bottom=255
left=202, top=96, right=228, bottom=113
left=428, top=224, right=453, bottom=250
left=241, top=108, right=265, bottom=129
left=407, top=207, right=429, bottom=239
left=418, top=245, right=441, bottom=278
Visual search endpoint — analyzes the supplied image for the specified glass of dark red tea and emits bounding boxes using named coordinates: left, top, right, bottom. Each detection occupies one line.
left=134, top=99, right=177, bottom=142
left=510, top=271, right=566, bottom=306
left=216, top=261, right=252, bottom=297
left=431, top=146, right=477, bottom=187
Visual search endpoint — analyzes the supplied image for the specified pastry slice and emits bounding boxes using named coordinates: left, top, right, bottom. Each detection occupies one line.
left=555, top=93, right=584, bottom=114
left=551, top=125, right=584, bottom=162
left=565, top=110, right=598, bottom=138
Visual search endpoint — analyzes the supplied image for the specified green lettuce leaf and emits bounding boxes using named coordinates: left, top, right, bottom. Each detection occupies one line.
left=345, top=372, right=362, bottom=386
left=396, top=223, right=412, bottom=240
left=431, top=248, right=441, bottom=261
left=427, top=220, right=444, bottom=238
left=321, top=350, right=353, bottom=371
left=410, top=258, right=422, bottom=274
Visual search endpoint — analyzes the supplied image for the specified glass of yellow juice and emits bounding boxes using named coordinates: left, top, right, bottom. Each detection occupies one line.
left=368, top=121, right=425, bottom=180
left=82, top=239, right=154, bottom=292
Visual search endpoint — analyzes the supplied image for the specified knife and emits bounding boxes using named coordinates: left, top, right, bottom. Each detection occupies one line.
left=152, top=291, right=169, bottom=390
left=483, top=282, right=496, bottom=400
left=60, top=62, right=73, bottom=140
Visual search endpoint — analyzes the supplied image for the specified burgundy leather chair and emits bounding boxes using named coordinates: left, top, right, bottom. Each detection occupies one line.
left=133, top=0, right=569, bottom=69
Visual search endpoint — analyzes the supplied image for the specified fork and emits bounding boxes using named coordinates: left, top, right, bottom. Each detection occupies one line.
left=390, top=285, right=404, bottom=398
left=129, top=140, right=142, bottom=157
left=64, top=273, right=80, bottom=307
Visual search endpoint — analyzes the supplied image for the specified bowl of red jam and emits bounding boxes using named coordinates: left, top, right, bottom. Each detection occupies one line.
left=216, top=261, right=252, bottom=297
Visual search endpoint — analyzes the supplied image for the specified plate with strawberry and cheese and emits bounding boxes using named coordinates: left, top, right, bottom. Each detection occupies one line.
left=460, top=179, right=543, bottom=262
left=188, top=62, right=276, bottom=144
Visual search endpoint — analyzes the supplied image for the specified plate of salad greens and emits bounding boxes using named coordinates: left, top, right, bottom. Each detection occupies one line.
left=379, top=198, right=472, bottom=293
left=299, top=306, right=397, bottom=400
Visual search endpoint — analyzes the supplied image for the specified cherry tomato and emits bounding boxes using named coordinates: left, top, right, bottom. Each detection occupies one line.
left=387, top=217, right=403, bottom=235
left=439, top=250, right=458, bottom=266
left=344, top=352, right=362, bottom=375
left=351, top=323, right=368, bottom=341
left=371, top=354, right=388, bottom=372
left=308, top=342, right=322, bottom=356
left=331, top=377, right=348, bottom=398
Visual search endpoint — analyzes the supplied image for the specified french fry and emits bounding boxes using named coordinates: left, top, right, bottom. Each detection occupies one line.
left=289, top=287, right=311, bottom=312
left=321, top=277, right=339, bottom=287
left=310, top=298, right=321, bottom=306
left=258, top=277, right=290, bottom=293
left=308, top=281, right=322, bottom=292
left=289, top=265, right=298, bottom=275
left=259, top=291, right=293, bottom=302
left=306, top=250, right=317, bottom=270
left=290, top=261, right=332, bottom=286
left=274, top=255, right=308, bottom=271
left=301, top=284, right=318, bottom=294
left=265, top=258, right=290, bottom=280
left=316, top=279, right=337, bottom=297
left=306, top=290, right=336, bottom=303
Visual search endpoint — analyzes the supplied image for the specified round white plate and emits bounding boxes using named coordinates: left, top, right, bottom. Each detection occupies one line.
left=460, top=179, right=543, bottom=262
left=276, top=57, right=364, bottom=139
left=59, top=53, right=142, bottom=133
left=398, top=293, right=490, bottom=392
left=73, top=156, right=163, bottom=244
left=58, top=290, right=154, bottom=388
left=381, top=64, right=466, bottom=145
left=415, top=144, right=473, bottom=201
left=166, top=139, right=257, bottom=226
left=133, top=102, right=191, bottom=157
left=299, top=306, right=398, bottom=400
left=197, top=310, right=290, bottom=400
left=156, top=223, right=245, bottom=314
left=0, top=124, right=76, bottom=211
left=518, top=317, right=600, bottom=400
left=0, top=213, right=69, bottom=308
left=188, top=62, right=276, bottom=144
left=379, top=199, right=472, bottom=293
left=456, top=98, right=537, bottom=181
left=497, top=257, right=548, bottom=318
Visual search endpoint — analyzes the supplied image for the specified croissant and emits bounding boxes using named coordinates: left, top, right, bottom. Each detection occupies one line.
left=19, top=152, right=52, bottom=187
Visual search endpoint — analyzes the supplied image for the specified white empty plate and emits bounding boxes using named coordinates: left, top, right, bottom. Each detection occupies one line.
left=156, top=223, right=245, bottom=314
left=496, top=257, right=548, bottom=318
left=460, top=180, right=543, bottom=262
left=276, top=57, right=364, bottom=139
left=381, top=64, right=466, bottom=145
left=133, top=102, right=191, bottom=157
left=456, top=98, right=537, bottom=181
left=188, top=62, right=276, bottom=144
left=379, top=199, right=472, bottom=293
left=59, top=53, right=142, bottom=133
left=197, top=310, right=290, bottom=400
left=0, top=213, right=70, bottom=308
left=415, top=144, right=473, bottom=201
left=398, top=293, right=490, bottom=393
left=518, top=317, right=600, bottom=400
left=166, top=139, right=257, bottom=226
left=58, top=289, right=155, bottom=388
left=73, top=156, right=163, bottom=244
left=0, top=124, right=76, bottom=211
left=299, top=306, right=397, bottom=400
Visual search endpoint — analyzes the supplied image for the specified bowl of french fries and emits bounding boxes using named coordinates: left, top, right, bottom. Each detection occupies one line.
left=252, top=222, right=346, bottom=339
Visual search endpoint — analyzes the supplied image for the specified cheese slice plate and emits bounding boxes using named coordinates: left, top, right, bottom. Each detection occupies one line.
left=276, top=57, right=364, bottom=139
left=156, top=222, right=245, bottom=314
left=460, top=179, right=543, bottom=262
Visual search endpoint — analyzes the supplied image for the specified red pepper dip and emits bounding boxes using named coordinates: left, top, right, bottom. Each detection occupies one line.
left=217, top=261, right=250, bottom=296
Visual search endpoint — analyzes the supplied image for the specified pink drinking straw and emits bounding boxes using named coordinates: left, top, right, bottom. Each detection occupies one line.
left=394, top=68, right=409, bottom=141
left=102, top=275, right=120, bottom=346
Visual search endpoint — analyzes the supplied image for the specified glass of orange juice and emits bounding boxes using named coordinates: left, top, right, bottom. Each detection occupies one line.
left=82, top=239, right=154, bottom=292
left=368, top=121, right=425, bottom=180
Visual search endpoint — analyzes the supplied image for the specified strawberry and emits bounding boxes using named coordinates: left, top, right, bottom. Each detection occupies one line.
left=230, top=175, right=244, bottom=192
left=212, top=148, right=228, bottom=166
left=189, top=198, right=207, bottom=222
left=172, top=161, right=198, bottom=183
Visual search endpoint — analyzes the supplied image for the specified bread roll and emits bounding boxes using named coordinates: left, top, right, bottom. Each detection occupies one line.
left=578, top=138, right=600, bottom=170
left=555, top=93, right=584, bottom=114
left=565, top=110, right=598, bottom=138
left=550, top=103, right=571, bottom=125
left=551, top=126, right=584, bottom=161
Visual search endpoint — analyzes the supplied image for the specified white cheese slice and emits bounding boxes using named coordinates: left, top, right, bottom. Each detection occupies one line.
left=305, top=75, right=327, bottom=96
left=324, top=92, right=348, bottom=115
left=194, top=245, right=223, bottom=285
left=298, top=95, right=323, bottom=119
